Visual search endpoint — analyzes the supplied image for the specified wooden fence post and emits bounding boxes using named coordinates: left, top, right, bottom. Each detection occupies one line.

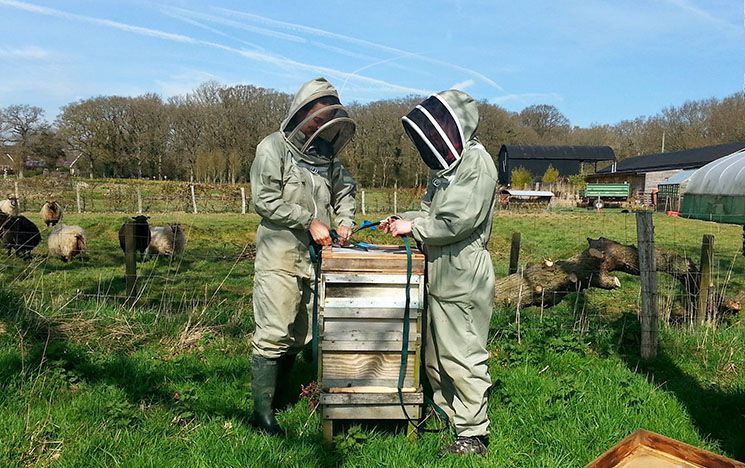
left=124, top=222, right=137, bottom=303
left=136, top=187, right=143, bottom=214
left=361, top=190, right=366, bottom=216
left=240, top=187, right=247, bottom=214
left=14, top=181, right=19, bottom=212
left=393, top=182, right=398, bottom=214
left=76, top=184, right=82, bottom=213
left=190, top=185, right=198, bottom=214
left=509, top=232, right=522, bottom=275
left=636, top=212, right=658, bottom=359
left=697, top=234, right=715, bottom=325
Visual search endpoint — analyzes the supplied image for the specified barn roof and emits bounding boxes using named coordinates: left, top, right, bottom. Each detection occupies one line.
left=500, top=145, right=615, bottom=161
left=597, top=141, right=745, bottom=175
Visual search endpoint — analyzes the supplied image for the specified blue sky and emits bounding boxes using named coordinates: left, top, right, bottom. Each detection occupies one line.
left=0, top=0, right=742, bottom=127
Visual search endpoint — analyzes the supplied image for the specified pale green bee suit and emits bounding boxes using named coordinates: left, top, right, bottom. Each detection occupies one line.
left=250, top=77, right=357, bottom=359
left=399, top=90, right=497, bottom=438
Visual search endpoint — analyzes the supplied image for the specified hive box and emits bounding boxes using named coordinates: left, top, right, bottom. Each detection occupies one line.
left=318, top=245, right=426, bottom=441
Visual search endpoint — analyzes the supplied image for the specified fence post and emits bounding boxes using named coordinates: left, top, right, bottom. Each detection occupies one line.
left=76, top=184, right=82, bottom=213
left=697, top=234, right=715, bottom=325
left=393, top=182, right=398, bottom=214
left=509, top=232, right=522, bottom=275
left=361, top=190, right=366, bottom=216
left=635, top=211, right=658, bottom=359
left=190, top=184, right=198, bottom=214
left=14, top=181, right=19, bottom=212
left=136, top=187, right=143, bottom=214
left=124, top=222, right=137, bottom=303
left=240, top=187, right=247, bottom=214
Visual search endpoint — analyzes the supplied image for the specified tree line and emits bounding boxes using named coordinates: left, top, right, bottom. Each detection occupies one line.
left=1, top=81, right=743, bottom=186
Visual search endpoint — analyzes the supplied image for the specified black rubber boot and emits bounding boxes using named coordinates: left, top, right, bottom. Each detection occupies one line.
left=251, top=355, right=282, bottom=435
left=272, top=353, right=297, bottom=412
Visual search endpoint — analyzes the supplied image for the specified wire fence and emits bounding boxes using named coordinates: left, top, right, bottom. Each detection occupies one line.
left=0, top=177, right=428, bottom=216
left=1, top=209, right=742, bottom=328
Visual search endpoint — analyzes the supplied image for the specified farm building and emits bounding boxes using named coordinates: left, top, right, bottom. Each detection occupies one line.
left=497, top=145, right=615, bottom=186
left=587, top=141, right=745, bottom=204
left=680, top=148, right=745, bottom=225
left=656, top=170, right=696, bottom=212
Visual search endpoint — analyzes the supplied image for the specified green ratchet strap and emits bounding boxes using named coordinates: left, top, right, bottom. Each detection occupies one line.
left=397, top=236, right=450, bottom=434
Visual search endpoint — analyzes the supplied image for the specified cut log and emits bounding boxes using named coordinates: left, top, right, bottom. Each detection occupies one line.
left=496, top=237, right=699, bottom=309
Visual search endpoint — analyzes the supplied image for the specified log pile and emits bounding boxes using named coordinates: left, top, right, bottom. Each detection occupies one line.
left=496, top=237, right=699, bottom=309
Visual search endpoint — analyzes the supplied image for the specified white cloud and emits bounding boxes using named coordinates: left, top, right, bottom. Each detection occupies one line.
left=491, top=92, right=564, bottom=105
left=0, top=0, right=428, bottom=97
left=450, top=80, right=475, bottom=91
left=0, top=45, right=50, bottom=59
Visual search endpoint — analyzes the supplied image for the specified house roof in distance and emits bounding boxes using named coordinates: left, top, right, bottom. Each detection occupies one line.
left=597, top=141, right=745, bottom=174
left=500, top=145, right=615, bottom=161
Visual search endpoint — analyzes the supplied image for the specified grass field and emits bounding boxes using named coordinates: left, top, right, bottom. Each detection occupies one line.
left=0, top=208, right=744, bottom=467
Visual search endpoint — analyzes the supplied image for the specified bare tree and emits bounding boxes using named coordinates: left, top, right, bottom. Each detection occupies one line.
left=1, top=104, right=46, bottom=177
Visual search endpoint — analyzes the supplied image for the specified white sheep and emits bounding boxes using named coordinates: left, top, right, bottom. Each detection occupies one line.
left=147, top=223, right=185, bottom=257
left=47, top=224, right=87, bottom=262
left=0, top=196, right=19, bottom=216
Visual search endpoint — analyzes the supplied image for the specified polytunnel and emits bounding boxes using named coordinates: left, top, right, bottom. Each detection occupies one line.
left=680, top=148, right=745, bottom=225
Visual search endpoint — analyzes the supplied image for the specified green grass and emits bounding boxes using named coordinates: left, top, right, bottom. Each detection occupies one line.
left=0, top=208, right=744, bottom=466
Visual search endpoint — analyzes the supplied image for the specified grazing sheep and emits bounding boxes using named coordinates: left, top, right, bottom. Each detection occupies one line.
left=148, top=223, right=185, bottom=258
left=0, top=196, right=19, bottom=216
left=40, top=201, right=63, bottom=227
left=0, top=213, right=41, bottom=258
left=47, top=224, right=87, bottom=262
left=118, top=215, right=151, bottom=260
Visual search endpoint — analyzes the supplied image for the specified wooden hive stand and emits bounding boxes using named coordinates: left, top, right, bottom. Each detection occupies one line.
left=318, top=245, right=426, bottom=442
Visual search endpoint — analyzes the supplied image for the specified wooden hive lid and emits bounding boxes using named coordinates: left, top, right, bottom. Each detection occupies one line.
left=321, top=245, right=425, bottom=274
left=585, top=429, right=744, bottom=468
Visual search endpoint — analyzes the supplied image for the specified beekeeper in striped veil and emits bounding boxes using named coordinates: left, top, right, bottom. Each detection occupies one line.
left=382, top=89, right=497, bottom=456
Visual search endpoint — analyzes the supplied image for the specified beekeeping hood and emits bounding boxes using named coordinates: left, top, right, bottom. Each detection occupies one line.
left=402, top=90, right=479, bottom=171
left=281, top=77, right=356, bottom=160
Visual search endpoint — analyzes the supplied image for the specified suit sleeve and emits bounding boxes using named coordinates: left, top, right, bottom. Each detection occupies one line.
left=411, top=153, right=496, bottom=246
left=331, top=161, right=357, bottom=228
left=250, top=139, right=314, bottom=230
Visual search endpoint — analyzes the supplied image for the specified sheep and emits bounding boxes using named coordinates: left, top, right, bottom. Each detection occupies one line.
left=47, top=224, right=87, bottom=262
left=40, top=201, right=63, bottom=227
left=0, top=213, right=41, bottom=258
left=118, top=215, right=151, bottom=261
left=0, top=196, right=19, bottom=216
left=147, top=223, right=185, bottom=258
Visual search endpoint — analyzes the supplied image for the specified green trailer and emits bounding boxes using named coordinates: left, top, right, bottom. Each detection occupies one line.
left=581, top=183, right=630, bottom=208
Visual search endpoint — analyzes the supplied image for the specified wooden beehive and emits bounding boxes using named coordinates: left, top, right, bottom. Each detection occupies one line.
left=319, top=245, right=426, bottom=441
left=586, top=429, right=744, bottom=468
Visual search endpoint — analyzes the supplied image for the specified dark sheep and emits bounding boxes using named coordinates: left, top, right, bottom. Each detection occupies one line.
left=118, top=215, right=151, bottom=261
left=40, top=201, right=63, bottom=227
left=0, top=213, right=41, bottom=258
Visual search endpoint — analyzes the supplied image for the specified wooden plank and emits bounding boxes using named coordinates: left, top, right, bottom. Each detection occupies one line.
left=327, top=386, right=418, bottom=394
left=321, top=340, right=418, bottom=352
left=321, top=246, right=425, bottom=275
left=323, top=273, right=423, bottom=285
left=322, top=318, right=419, bottom=334
left=322, top=352, right=416, bottom=380
left=585, top=429, right=745, bottom=468
left=323, top=297, right=422, bottom=309
left=325, top=283, right=422, bottom=299
left=321, top=392, right=423, bottom=404
left=323, top=378, right=415, bottom=388
left=322, top=405, right=422, bottom=420
left=321, top=307, right=420, bottom=319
